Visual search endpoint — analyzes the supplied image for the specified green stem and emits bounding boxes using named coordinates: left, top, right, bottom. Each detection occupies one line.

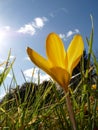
left=65, top=90, right=77, bottom=130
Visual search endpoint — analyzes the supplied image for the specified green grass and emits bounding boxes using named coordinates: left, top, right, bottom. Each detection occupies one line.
left=0, top=16, right=98, bottom=130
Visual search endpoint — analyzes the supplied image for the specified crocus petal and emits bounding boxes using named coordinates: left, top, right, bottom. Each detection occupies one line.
left=27, top=47, right=70, bottom=90
left=46, top=33, right=66, bottom=68
left=27, top=47, right=52, bottom=76
left=67, top=35, right=84, bottom=74
left=50, top=67, right=70, bottom=91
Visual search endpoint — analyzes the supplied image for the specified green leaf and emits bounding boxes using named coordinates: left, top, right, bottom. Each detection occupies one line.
left=0, top=50, right=15, bottom=86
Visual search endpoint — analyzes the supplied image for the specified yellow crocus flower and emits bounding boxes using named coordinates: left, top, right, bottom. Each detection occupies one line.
left=27, top=32, right=84, bottom=130
left=27, top=33, right=84, bottom=92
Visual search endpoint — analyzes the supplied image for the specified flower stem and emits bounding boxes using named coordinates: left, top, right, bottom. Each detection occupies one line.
left=65, top=91, right=77, bottom=130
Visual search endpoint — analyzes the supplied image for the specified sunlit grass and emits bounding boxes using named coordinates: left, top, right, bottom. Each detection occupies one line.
left=0, top=17, right=98, bottom=130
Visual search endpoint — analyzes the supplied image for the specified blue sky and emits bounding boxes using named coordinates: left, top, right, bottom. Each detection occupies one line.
left=0, top=0, right=98, bottom=97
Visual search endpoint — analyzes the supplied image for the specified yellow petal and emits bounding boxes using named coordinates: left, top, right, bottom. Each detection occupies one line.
left=27, top=47, right=70, bottom=91
left=50, top=67, right=70, bottom=91
left=46, top=33, right=66, bottom=68
left=27, top=47, right=52, bottom=76
left=67, top=35, right=84, bottom=74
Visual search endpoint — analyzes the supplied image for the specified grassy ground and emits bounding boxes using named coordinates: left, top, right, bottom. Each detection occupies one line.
left=0, top=17, right=98, bottom=130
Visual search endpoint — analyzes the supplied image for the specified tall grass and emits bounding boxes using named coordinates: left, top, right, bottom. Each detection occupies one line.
left=0, top=17, right=98, bottom=130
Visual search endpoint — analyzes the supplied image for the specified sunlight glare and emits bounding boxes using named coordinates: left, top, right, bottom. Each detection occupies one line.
left=0, top=26, right=10, bottom=43
left=0, top=26, right=11, bottom=55
left=0, top=30, right=6, bottom=43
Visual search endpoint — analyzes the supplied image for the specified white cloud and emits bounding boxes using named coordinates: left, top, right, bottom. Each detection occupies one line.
left=66, top=29, right=79, bottom=38
left=66, top=31, right=73, bottom=38
left=33, top=17, right=48, bottom=28
left=17, top=17, right=48, bottom=36
left=59, top=29, right=80, bottom=40
left=23, top=67, right=50, bottom=84
left=23, top=68, right=35, bottom=78
left=59, top=34, right=65, bottom=39
left=59, top=34, right=66, bottom=41
left=74, top=29, right=79, bottom=33
left=17, top=24, right=36, bottom=35
left=66, top=29, right=80, bottom=37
